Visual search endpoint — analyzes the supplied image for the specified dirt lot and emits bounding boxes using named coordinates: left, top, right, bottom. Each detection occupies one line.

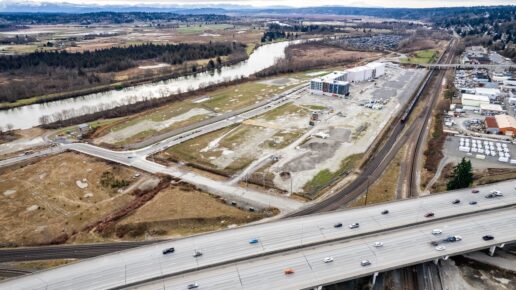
left=113, top=185, right=266, bottom=239
left=0, top=152, right=140, bottom=246
left=0, top=152, right=267, bottom=246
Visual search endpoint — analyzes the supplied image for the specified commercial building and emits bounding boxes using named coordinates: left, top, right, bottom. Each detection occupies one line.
left=310, top=78, right=350, bottom=97
left=309, top=62, right=385, bottom=96
left=479, top=104, right=505, bottom=115
left=461, top=94, right=490, bottom=109
left=475, top=87, right=501, bottom=100
left=485, top=117, right=499, bottom=134
left=495, top=114, right=516, bottom=135
left=503, top=79, right=516, bottom=87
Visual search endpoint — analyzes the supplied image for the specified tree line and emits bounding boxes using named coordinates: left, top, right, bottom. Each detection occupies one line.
left=0, top=12, right=229, bottom=25
left=0, top=42, right=239, bottom=72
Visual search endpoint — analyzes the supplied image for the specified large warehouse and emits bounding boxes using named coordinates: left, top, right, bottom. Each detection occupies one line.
left=310, top=62, right=385, bottom=96
left=461, top=93, right=490, bottom=109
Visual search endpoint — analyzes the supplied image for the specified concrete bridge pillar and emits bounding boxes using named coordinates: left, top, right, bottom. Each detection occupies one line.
left=372, top=272, right=379, bottom=286
left=489, top=245, right=496, bottom=256
left=433, top=258, right=439, bottom=265
left=443, top=255, right=449, bottom=260
left=312, top=286, right=322, bottom=290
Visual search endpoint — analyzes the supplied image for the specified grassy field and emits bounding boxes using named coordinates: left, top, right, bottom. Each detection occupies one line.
left=303, top=154, right=363, bottom=195
left=400, top=50, right=438, bottom=64
left=176, top=24, right=234, bottom=35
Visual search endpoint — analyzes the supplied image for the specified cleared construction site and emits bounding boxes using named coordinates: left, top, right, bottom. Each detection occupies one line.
left=156, top=62, right=427, bottom=199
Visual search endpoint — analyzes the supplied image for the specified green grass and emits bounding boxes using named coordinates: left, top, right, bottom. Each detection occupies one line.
left=246, top=43, right=257, bottom=56
left=302, top=154, right=363, bottom=195
left=176, top=24, right=233, bottom=35
left=306, top=105, right=327, bottom=110
left=400, top=50, right=438, bottom=64
left=261, top=103, right=307, bottom=121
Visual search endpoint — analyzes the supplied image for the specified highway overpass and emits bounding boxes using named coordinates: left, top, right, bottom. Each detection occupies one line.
left=131, top=207, right=515, bottom=290
left=0, top=180, right=514, bottom=290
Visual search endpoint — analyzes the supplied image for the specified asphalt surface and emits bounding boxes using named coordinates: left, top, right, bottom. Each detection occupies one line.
left=1, top=180, right=514, bottom=290
left=128, top=207, right=516, bottom=290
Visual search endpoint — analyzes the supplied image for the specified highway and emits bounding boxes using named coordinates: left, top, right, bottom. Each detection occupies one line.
left=131, top=207, right=516, bottom=290
left=1, top=180, right=514, bottom=290
left=420, top=63, right=516, bottom=69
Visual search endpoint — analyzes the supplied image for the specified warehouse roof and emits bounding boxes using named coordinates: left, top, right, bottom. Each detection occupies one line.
left=475, top=87, right=501, bottom=96
left=479, top=104, right=504, bottom=112
left=485, top=116, right=498, bottom=128
left=495, top=114, right=516, bottom=129
left=461, top=93, right=490, bottom=102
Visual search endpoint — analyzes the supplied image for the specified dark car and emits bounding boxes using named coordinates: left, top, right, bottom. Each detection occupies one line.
left=446, top=235, right=462, bottom=242
left=187, top=283, right=199, bottom=289
left=485, top=193, right=495, bottom=199
left=425, top=212, right=435, bottom=218
left=162, top=247, right=175, bottom=255
left=483, top=235, right=494, bottom=241
left=471, top=189, right=479, bottom=193
left=193, top=251, right=203, bottom=258
left=430, top=241, right=439, bottom=246
left=452, top=199, right=461, bottom=204
left=381, top=210, right=389, bottom=215
left=334, top=223, right=343, bottom=228
left=469, top=201, right=477, bottom=205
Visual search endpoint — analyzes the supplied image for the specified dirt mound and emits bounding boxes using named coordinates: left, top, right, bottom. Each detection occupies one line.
left=282, top=140, right=340, bottom=172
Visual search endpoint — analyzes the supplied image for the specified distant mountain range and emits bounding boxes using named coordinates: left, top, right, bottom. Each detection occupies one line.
left=0, top=1, right=514, bottom=22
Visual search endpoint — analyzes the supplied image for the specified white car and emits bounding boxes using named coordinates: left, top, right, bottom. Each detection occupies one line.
left=323, top=257, right=334, bottom=263
left=373, top=242, right=383, bottom=247
left=435, top=245, right=446, bottom=251
left=432, top=229, right=442, bottom=235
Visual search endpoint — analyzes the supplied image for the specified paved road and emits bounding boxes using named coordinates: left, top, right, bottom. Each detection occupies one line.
left=0, top=147, right=65, bottom=168
left=68, top=144, right=302, bottom=212
left=132, top=207, right=516, bottom=290
left=421, top=64, right=516, bottom=69
left=1, top=180, right=514, bottom=290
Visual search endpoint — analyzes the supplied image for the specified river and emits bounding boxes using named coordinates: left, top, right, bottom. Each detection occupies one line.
left=0, top=40, right=296, bottom=130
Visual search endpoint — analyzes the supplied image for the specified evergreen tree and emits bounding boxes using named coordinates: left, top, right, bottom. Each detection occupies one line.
left=447, top=158, right=473, bottom=190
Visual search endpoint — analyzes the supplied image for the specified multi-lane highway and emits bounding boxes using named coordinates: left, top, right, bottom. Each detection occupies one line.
left=132, top=207, right=516, bottom=290
left=1, top=180, right=514, bottom=290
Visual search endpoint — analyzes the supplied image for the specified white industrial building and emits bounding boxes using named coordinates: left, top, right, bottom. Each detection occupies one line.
left=343, top=62, right=385, bottom=83
left=479, top=103, right=505, bottom=115
left=309, top=62, right=385, bottom=96
left=461, top=93, right=490, bottom=109
left=475, top=87, right=501, bottom=100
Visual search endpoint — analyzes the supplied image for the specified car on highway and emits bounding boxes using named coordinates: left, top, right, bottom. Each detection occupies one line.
left=249, top=239, right=259, bottom=244
left=334, top=223, right=343, bottom=228
left=446, top=235, right=462, bottom=242
left=432, top=229, right=442, bottom=235
left=162, top=247, right=175, bottom=255
left=361, top=260, right=371, bottom=266
left=381, top=210, right=389, bottom=215
left=469, top=201, right=478, bottom=205
left=373, top=242, right=383, bottom=247
left=284, top=268, right=295, bottom=275
left=483, top=235, right=494, bottom=241
left=323, top=257, right=334, bottom=263
left=452, top=199, right=461, bottom=204
left=349, top=223, right=359, bottom=229
left=435, top=245, right=446, bottom=251
left=485, top=191, right=503, bottom=198
left=425, top=212, right=435, bottom=218
left=471, top=189, right=479, bottom=193
left=430, top=241, right=440, bottom=246
left=193, top=251, right=203, bottom=258
left=187, top=283, right=199, bottom=289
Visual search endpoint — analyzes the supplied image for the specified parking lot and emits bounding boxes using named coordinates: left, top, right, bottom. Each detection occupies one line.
left=444, top=136, right=516, bottom=169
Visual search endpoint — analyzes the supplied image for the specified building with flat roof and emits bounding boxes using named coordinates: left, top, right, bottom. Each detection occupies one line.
left=485, top=116, right=499, bottom=134
left=461, top=93, right=490, bottom=109
left=475, top=87, right=501, bottom=100
left=479, top=103, right=505, bottom=115
left=494, top=114, right=516, bottom=135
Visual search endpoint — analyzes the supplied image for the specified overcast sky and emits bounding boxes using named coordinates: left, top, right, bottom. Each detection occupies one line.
left=8, top=0, right=516, bottom=8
